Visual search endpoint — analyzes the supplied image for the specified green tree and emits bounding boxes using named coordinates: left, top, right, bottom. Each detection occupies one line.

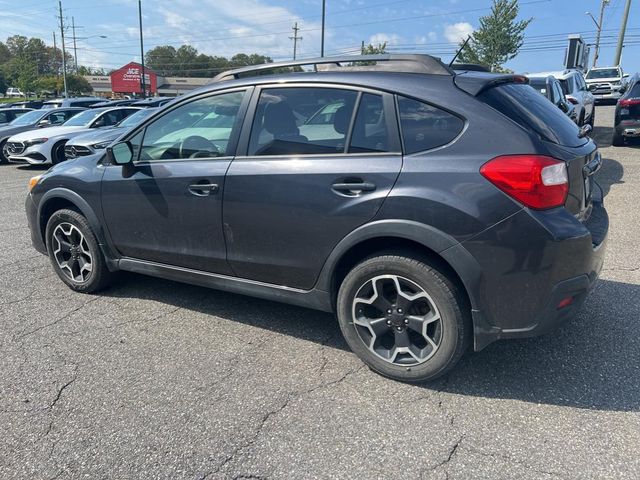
left=457, top=0, right=532, bottom=72
left=361, top=42, right=387, bottom=55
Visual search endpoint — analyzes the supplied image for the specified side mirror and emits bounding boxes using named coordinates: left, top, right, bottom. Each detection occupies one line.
left=108, top=141, right=134, bottom=165
left=37, top=119, right=50, bottom=128
left=558, top=102, right=569, bottom=113
left=623, top=73, right=629, bottom=78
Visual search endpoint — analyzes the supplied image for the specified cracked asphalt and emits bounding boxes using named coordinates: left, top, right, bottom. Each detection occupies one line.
left=1, top=105, right=639, bottom=479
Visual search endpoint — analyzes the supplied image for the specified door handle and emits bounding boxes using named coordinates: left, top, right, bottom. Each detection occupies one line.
left=188, top=183, right=219, bottom=196
left=331, top=181, right=376, bottom=196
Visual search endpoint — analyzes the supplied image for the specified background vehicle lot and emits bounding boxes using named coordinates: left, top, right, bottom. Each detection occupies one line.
left=0, top=105, right=638, bottom=479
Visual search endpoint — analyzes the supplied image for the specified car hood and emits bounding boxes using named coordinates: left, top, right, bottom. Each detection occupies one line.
left=67, top=127, right=124, bottom=147
left=0, top=125, right=33, bottom=140
left=586, top=77, right=621, bottom=83
left=9, top=125, right=89, bottom=142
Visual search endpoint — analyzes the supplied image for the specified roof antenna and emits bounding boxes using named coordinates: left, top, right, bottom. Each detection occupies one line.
left=449, top=35, right=471, bottom=67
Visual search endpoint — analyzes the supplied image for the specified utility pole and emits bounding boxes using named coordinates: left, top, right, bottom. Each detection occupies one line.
left=289, top=22, right=302, bottom=60
left=320, top=0, right=326, bottom=57
left=138, top=0, right=146, bottom=98
left=58, top=0, right=68, bottom=98
left=53, top=32, right=59, bottom=82
left=361, top=40, right=365, bottom=54
left=614, top=0, right=632, bottom=66
left=71, top=16, right=78, bottom=73
left=591, top=0, right=610, bottom=67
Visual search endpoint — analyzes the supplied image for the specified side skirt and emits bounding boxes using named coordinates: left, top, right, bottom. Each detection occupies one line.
left=117, top=258, right=334, bottom=312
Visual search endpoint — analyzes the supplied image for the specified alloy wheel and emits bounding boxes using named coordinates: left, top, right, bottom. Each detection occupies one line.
left=51, top=222, right=93, bottom=283
left=351, top=274, right=443, bottom=366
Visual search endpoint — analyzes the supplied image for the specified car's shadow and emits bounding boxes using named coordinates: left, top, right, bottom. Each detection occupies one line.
left=102, top=274, right=640, bottom=412
left=592, top=124, right=640, bottom=149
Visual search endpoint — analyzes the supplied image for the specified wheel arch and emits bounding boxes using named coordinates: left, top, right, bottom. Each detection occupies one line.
left=315, top=220, right=483, bottom=314
left=38, top=188, right=118, bottom=269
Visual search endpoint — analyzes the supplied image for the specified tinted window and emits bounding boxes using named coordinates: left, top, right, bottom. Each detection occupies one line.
left=137, top=91, right=244, bottom=161
left=0, top=112, right=10, bottom=123
left=249, top=87, right=357, bottom=156
left=47, top=111, right=74, bottom=125
left=552, top=82, right=565, bottom=105
left=479, top=83, right=585, bottom=147
left=629, top=82, right=640, bottom=97
left=397, top=96, right=464, bottom=154
left=529, top=79, right=548, bottom=95
left=349, top=93, right=390, bottom=153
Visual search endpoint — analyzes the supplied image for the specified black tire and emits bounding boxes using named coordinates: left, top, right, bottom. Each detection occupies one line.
left=45, top=209, right=116, bottom=293
left=0, top=139, right=8, bottom=164
left=612, top=131, right=625, bottom=147
left=587, top=108, right=595, bottom=127
left=51, top=141, right=67, bottom=165
left=336, top=255, right=471, bottom=383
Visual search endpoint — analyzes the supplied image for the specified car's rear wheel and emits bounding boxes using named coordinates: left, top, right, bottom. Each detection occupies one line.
left=612, top=131, right=625, bottom=147
left=45, top=209, right=116, bottom=293
left=51, top=141, right=67, bottom=165
left=336, top=254, right=471, bottom=383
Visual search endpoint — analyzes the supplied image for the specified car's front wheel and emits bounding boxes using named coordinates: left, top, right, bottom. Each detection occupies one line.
left=337, top=254, right=471, bottom=383
left=612, top=131, right=625, bottom=147
left=0, top=140, right=8, bottom=164
left=45, top=209, right=115, bottom=293
left=51, top=141, right=67, bottom=165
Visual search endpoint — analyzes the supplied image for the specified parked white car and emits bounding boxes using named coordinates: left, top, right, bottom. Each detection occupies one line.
left=528, top=69, right=595, bottom=126
left=585, top=66, right=628, bottom=103
left=5, top=87, right=25, bottom=98
left=6, top=107, right=140, bottom=165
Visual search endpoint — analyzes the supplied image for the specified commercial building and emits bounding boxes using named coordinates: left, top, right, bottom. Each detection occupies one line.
left=84, top=62, right=210, bottom=98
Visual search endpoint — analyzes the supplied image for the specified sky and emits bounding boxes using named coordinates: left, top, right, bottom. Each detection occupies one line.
left=2, top=0, right=639, bottom=75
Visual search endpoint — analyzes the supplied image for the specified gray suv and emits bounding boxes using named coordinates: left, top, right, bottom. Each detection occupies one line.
left=25, top=55, right=608, bottom=382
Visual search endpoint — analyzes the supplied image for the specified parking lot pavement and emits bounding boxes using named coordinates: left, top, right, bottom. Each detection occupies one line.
left=0, top=104, right=639, bottom=480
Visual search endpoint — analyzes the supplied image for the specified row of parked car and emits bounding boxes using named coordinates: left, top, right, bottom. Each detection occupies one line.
left=0, top=96, right=176, bottom=165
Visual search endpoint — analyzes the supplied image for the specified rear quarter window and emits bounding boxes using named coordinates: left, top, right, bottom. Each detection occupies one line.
left=479, top=83, right=585, bottom=147
left=397, top=96, right=464, bottom=154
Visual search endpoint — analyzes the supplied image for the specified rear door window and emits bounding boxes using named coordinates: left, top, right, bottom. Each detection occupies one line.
left=349, top=93, right=390, bottom=153
left=397, top=96, right=464, bottom=154
left=479, top=83, right=585, bottom=147
left=248, top=87, right=358, bottom=156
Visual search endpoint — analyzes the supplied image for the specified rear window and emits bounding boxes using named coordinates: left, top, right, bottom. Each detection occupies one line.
left=479, top=83, right=585, bottom=147
left=586, top=68, right=620, bottom=79
left=397, top=96, right=464, bottom=154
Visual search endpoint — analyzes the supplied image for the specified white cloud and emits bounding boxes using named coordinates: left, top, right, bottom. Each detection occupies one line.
left=368, top=33, right=402, bottom=46
left=444, top=22, right=474, bottom=44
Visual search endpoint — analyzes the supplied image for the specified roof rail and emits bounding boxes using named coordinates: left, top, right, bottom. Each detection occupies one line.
left=213, top=54, right=454, bottom=81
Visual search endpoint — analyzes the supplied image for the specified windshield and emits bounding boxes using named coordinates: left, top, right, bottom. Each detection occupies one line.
left=116, top=108, right=155, bottom=128
left=62, top=109, right=102, bottom=126
left=586, top=68, right=620, bottom=79
left=8, top=110, right=46, bottom=126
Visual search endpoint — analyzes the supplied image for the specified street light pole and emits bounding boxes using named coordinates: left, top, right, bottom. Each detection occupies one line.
left=138, top=0, right=146, bottom=98
left=320, top=0, right=326, bottom=57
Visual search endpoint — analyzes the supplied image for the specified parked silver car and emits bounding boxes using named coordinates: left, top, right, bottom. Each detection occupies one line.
left=529, top=69, right=595, bottom=126
left=65, top=108, right=158, bottom=160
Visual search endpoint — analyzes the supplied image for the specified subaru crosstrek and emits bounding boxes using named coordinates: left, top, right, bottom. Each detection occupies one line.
left=25, top=55, right=608, bottom=382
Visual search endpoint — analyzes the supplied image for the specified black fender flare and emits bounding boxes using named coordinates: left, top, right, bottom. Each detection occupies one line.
left=38, top=188, right=119, bottom=269
left=314, top=219, right=484, bottom=310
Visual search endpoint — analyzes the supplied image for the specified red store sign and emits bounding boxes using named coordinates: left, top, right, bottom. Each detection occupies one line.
left=110, top=62, right=157, bottom=94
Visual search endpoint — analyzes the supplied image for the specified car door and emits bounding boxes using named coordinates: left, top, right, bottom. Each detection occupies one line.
left=101, top=88, right=250, bottom=273
left=223, top=85, right=402, bottom=290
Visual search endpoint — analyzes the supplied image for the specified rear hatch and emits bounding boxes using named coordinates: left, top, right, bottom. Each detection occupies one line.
left=473, top=80, right=598, bottom=219
left=619, top=82, right=640, bottom=125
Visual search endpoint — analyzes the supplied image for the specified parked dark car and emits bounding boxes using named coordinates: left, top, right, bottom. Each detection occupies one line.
left=0, top=107, right=33, bottom=126
left=130, top=97, right=174, bottom=108
left=42, top=97, right=104, bottom=109
left=25, top=55, right=608, bottom=382
left=528, top=75, right=578, bottom=123
left=90, top=99, right=139, bottom=108
left=0, top=107, right=84, bottom=163
left=612, top=73, right=640, bottom=146
left=9, top=100, right=44, bottom=109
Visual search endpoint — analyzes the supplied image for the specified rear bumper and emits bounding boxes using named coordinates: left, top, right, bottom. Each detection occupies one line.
left=617, top=120, right=640, bottom=138
left=593, top=91, right=622, bottom=101
left=461, top=199, right=608, bottom=351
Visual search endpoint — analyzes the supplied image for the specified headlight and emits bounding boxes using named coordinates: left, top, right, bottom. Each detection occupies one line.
left=24, top=138, right=48, bottom=147
left=28, top=175, right=42, bottom=192
left=91, top=141, right=111, bottom=149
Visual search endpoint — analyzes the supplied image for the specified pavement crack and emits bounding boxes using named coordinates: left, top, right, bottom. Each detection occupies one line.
left=48, top=367, right=78, bottom=411
left=16, top=297, right=100, bottom=340
left=421, top=434, right=463, bottom=479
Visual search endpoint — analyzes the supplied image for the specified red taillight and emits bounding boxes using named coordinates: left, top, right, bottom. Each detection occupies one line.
left=480, top=155, right=569, bottom=210
left=619, top=98, right=640, bottom=107
left=566, top=97, right=578, bottom=105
